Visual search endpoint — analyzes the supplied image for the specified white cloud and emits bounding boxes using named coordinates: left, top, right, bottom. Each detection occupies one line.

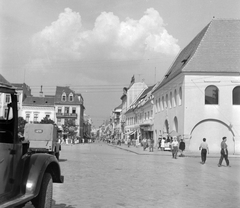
left=32, top=7, right=180, bottom=61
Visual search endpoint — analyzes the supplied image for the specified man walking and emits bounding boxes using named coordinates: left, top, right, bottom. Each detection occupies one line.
left=218, top=137, right=230, bottom=167
left=199, top=138, right=209, bottom=164
left=171, top=137, right=179, bottom=159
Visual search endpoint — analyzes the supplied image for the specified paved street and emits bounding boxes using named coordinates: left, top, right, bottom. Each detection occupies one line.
left=25, top=142, right=240, bottom=208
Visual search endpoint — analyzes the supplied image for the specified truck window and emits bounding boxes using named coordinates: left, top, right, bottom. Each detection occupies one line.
left=0, top=93, right=14, bottom=143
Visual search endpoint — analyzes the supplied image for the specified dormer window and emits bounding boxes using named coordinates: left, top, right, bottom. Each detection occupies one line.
left=69, top=93, right=74, bottom=102
left=62, top=92, right=66, bottom=101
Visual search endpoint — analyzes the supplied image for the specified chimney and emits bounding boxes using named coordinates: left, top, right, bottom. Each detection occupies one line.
left=39, top=85, right=43, bottom=97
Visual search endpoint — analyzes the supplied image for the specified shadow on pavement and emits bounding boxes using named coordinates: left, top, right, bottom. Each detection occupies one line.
left=58, top=159, right=68, bottom=162
left=52, top=200, right=76, bottom=208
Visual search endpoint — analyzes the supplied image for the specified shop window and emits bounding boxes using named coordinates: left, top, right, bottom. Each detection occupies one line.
left=233, top=86, right=240, bottom=105
left=205, top=85, right=218, bottom=105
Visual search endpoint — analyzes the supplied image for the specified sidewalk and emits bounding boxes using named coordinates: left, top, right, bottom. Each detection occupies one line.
left=108, top=143, right=240, bottom=158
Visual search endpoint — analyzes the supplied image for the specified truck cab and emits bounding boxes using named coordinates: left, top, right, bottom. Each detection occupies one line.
left=0, top=74, right=64, bottom=208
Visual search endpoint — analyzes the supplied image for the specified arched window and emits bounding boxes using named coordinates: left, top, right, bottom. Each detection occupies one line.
left=233, top=86, right=240, bottom=105
left=166, top=94, right=168, bottom=108
left=170, top=92, right=172, bottom=108
left=158, top=98, right=161, bottom=111
left=179, top=87, right=182, bottom=105
left=174, top=89, right=177, bottom=107
left=155, top=99, right=158, bottom=113
left=205, top=85, right=219, bottom=105
left=162, top=96, right=165, bottom=109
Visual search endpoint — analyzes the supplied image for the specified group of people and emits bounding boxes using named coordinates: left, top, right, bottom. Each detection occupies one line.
left=199, top=136, right=230, bottom=167
left=141, top=138, right=154, bottom=151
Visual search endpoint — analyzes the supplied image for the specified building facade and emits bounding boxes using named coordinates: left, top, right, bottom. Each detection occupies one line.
left=153, top=19, right=240, bottom=154
left=54, top=86, right=85, bottom=137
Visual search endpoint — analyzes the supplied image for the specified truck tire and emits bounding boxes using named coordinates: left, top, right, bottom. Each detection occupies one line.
left=31, top=173, right=53, bottom=208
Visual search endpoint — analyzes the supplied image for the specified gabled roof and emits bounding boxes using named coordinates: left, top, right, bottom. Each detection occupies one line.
left=154, top=19, right=240, bottom=92
left=114, top=103, right=122, bottom=112
left=0, top=74, right=13, bottom=88
left=23, top=96, right=54, bottom=107
left=136, top=85, right=155, bottom=102
left=55, top=86, right=81, bottom=105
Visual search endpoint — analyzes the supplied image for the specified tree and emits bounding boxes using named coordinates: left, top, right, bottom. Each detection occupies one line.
left=40, top=116, right=55, bottom=124
left=62, top=118, right=77, bottom=139
left=18, top=117, right=27, bottom=134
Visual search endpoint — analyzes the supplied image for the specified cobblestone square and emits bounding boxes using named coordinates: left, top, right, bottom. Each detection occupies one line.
left=25, top=143, right=240, bottom=208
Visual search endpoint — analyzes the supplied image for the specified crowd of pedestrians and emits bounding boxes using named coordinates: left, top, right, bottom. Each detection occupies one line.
left=110, top=134, right=231, bottom=167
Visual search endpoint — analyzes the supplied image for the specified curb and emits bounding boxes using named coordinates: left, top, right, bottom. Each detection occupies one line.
left=108, top=144, right=240, bottom=158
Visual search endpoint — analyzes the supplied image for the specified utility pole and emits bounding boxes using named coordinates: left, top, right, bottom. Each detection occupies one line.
left=154, top=67, right=156, bottom=84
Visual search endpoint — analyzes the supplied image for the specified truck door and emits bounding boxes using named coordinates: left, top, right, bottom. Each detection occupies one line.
left=0, top=97, right=19, bottom=203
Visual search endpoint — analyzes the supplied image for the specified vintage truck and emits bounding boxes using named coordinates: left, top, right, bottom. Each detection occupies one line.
left=24, top=123, right=61, bottom=160
left=0, top=74, right=64, bottom=208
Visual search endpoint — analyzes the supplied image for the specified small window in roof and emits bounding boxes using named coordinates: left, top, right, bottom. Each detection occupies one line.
left=69, top=93, right=74, bottom=102
left=62, top=92, right=66, bottom=102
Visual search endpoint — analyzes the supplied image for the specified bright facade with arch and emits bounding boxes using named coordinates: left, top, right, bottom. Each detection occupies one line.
left=152, top=19, right=240, bottom=153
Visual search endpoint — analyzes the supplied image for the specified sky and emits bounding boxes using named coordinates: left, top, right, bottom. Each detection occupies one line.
left=1, top=0, right=240, bottom=127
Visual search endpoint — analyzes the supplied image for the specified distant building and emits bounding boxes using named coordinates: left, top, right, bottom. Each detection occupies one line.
left=11, top=83, right=32, bottom=117
left=54, top=86, right=85, bottom=137
left=22, top=96, right=55, bottom=123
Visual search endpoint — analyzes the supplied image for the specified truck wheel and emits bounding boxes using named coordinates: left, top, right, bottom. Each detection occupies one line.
left=55, top=152, right=60, bottom=160
left=32, top=173, right=53, bottom=208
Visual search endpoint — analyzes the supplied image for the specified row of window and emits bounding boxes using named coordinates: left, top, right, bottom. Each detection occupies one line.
left=57, top=106, right=76, bottom=114
left=205, top=85, right=240, bottom=105
left=155, top=87, right=182, bottom=113
left=61, top=92, right=74, bottom=102
left=25, top=114, right=50, bottom=123
left=126, top=110, right=153, bottom=126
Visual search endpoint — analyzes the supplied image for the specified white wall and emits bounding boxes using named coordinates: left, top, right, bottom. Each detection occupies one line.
left=184, top=75, right=240, bottom=154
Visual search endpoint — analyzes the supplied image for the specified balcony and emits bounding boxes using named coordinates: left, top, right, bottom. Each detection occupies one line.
left=56, top=113, right=77, bottom=118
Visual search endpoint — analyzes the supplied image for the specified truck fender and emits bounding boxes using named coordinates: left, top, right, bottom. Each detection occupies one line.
left=22, top=153, right=64, bottom=197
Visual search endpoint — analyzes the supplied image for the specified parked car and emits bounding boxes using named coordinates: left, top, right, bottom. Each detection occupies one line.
left=0, top=74, right=64, bottom=208
left=24, top=123, right=61, bottom=160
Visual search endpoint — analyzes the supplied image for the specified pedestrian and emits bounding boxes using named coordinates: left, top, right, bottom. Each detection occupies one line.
left=179, top=139, right=185, bottom=157
left=199, top=138, right=209, bottom=164
left=218, top=137, right=230, bottom=167
left=161, top=137, right=165, bottom=151
left=127, top=136, right=131, bottom=147
left=158, top=137, right=161, bottom=149
left=149, top=138, right=154, bottom=152
left=142, top=137, right=147, bottom=151
left=171, top=137, right=179, bottom=159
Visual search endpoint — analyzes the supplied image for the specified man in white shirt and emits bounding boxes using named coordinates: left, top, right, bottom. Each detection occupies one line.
left=171, top=137, right=179, bottom=159
left=199, top=138, right=209, bottom=164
